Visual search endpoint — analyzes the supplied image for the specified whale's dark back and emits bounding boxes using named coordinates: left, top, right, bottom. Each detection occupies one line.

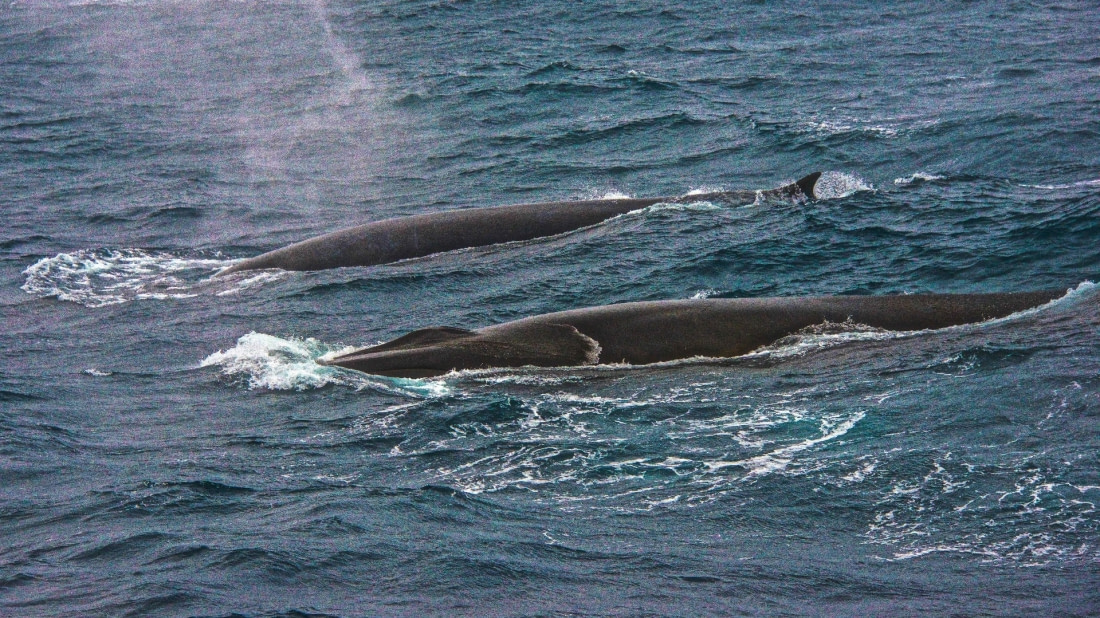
left=219, top=173, right=822, bottom=274
left=325, top=290, right=1064, bottom=377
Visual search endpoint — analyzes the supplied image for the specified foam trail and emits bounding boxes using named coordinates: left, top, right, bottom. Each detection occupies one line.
left=21, top=249, right=250, bottom=308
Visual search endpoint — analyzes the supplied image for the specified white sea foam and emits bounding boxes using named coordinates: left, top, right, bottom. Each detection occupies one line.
left=638, top=200, right=723, bottom=213
left=1022, top=178, right=1100, bottom=190
left=977, top=281, right=1094, bottom=326
left=421, top=379, right=873, bottom=501
left=683, top=186, right=724, bottom=196
left=804, top=117, right=939, bottom=139
left=81, top=368, right=113, bottom=377
left=21, top=248, right=294, bottom=307
left=702, top=411, right=865, bottom=477
left=690, top=289, right=719, bottom=300
left=865, top=449, right=1100, bottom=566
left=200, top=332, right=451, bottom=397
left=894, top=172, right=946, bottom=185
left=22, top=249, right=227, bottom=307
left=745, top=320, right=906, bottom=361
left=811, top=171, right=874, bottom=199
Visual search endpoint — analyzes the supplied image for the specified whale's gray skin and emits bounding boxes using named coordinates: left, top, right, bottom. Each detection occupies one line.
left=218, top=173, right=822, bottom=275
left=321, top=290, right=1062, bottom=378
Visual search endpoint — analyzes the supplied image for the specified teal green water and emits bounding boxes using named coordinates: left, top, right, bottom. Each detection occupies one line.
left=3, top=1, right=1099, bottom=615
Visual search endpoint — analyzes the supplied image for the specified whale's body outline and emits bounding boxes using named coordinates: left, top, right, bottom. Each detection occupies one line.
left=321, top=291, right=1063, bottom=378
left=218, top=173, right=822, bottom=275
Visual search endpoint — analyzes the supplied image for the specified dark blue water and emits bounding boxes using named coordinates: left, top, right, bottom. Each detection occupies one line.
left=4, top=1, right=1100, bottom=615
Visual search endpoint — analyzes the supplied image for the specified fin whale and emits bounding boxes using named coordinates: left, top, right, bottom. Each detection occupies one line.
left=321, top=290, right=1062, bottom=378
left=218, top=172, right=822, bottom=275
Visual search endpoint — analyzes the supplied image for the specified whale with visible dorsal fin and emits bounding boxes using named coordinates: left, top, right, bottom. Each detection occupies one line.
left=218, top=173, right=822, bottom=275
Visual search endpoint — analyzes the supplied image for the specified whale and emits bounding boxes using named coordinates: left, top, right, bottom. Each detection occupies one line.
left=320, top=290, right=1062, bottom=378
left=218, top=172, right=822, bottom=275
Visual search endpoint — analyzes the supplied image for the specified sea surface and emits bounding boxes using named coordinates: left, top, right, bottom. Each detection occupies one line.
left=3, top=1, right=1100, bottom=615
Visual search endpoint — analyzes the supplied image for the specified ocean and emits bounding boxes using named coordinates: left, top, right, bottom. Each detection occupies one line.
left=3, top=0, right=1099, bottom=615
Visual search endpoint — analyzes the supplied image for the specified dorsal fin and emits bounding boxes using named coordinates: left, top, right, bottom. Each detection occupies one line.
left=357, top=326, right=475, bottom=354
left=690, top=171, right=825, bottom=205
left=796, top=171, right=822, bottom=199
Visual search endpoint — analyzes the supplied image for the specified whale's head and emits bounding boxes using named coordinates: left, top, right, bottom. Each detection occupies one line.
left=320, top=323, right=601, bottom=378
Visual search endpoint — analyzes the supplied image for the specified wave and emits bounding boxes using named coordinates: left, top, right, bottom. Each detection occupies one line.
left=701, top=411, right=866, bottom=478
left=540, top=112, right=706, bottom=147
left=866, top=450, right=1100, bottom=566
left=802, top=116, right=941, bottom=139
left=419, top=386, right=871, bottom=503
left=1022, top=178, right=1100, bottom=190
left=894, top=172, right=946, bottom=185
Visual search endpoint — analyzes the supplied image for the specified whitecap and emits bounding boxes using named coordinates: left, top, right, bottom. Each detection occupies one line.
left=803, top=117, right=939, bottom=139
left=1020, top=177, right=1100, bottom=189
left=894, top=172, right=946, bottom=185
left=1021, top=178, right=1100, bottom=190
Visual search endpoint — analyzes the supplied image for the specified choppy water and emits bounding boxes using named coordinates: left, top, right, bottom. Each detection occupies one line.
left=3, top=1, right=1100, bottom=615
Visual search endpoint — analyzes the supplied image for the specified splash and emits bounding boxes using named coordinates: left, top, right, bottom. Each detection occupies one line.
left=641, top=200, right=723, bottom=213
left=200, top=332, right=450, bottom=397
left=690, top=289, right=719, bottom=299
left=977, top=281, right=1094, bottom=326
left=811, top=171, right=874, bottom=199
